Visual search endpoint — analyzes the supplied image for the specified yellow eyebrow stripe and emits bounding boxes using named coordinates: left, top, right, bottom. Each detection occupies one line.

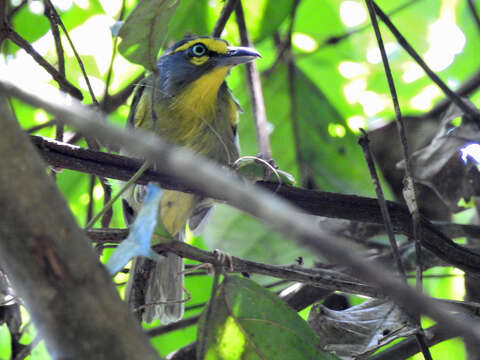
left=172, top=38, right=229, bottom=54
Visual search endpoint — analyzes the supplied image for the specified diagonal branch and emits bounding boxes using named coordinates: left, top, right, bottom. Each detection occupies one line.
left=4, top=28, right=82, bottom=99
left=212, top=0, right=239, bottom=38
left=372, top=1, right=480, bottom=122
left=44, top=0, right=98, bottom=105
left=5, top=78, right=480, bottom=344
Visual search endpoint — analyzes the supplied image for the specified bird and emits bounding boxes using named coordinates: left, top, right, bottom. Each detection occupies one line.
left=121, top=36, right=260, bottom=324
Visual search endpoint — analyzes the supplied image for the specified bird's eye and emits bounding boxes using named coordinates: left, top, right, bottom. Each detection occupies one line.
left=190, top=43, right=207, bottom=57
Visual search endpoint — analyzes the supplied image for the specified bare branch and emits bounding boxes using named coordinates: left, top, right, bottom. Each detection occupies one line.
left=212, top=0, right=239, bottom=38
left=358, top=130, right=406, bottom=279
left=235, top=1, right=272, bottom=160
left=372, top=1, right=480, bottom=122
left=44, top=0, right=99, bottom=105
left=365, top=2, right=430, bottom=356
left=30, top=135, right=480, bottom=274
left=4, top=28, right=82, bottom=99
left=467, top=0, right=480, bottom=34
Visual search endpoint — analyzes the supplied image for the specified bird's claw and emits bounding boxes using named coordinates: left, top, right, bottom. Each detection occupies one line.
left=213, top=249, right=234, bottom=272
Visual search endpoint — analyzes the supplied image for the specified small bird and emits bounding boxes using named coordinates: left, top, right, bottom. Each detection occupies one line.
left=122, top=36, right=260, bottom=324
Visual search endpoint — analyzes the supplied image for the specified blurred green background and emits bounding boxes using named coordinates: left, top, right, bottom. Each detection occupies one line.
left=2, top=0, right=479, bottom=358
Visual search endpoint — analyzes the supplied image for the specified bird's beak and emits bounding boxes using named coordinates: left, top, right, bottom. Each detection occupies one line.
left=218, top=46, right=261, bottom=67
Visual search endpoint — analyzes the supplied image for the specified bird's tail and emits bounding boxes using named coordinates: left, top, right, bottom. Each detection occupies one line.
left=125, top=231, right=185, bottom=324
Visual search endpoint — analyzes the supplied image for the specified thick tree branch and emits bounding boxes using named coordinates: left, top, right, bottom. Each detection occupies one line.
left=0, top=98, right=159, bottom=359
left=30, top=134, right=480, bottom=274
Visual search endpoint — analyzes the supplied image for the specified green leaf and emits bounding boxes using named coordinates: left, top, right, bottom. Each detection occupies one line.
left=197, top=276, right=339, bottom=360
left=204, top=204, right=309, bottom=266
left=166, top=0, right=209, bottom=42
left=256, top=0, right=294, bottom=42
left=118, top=0, right=179, bottom=69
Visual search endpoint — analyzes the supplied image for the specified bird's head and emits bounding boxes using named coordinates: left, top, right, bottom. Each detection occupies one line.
left=157, top=36, right=260, bottom=96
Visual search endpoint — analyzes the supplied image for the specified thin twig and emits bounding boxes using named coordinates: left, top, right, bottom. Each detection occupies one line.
left=212, top=0, right=239, bottom=38
left=44, top=1, right=99, bottom=105
left=7, top=0, right=26, bottom=22
left=146, top=315, right=200, bottom=338
left=100, top=178, right=112, bottom=227
left=372, top=1, right=480, bottom=122
left=185, top=303, right=205, bottom=312
left=467, top=0, right=480, bottom=34
left=285, top=0, right=309, bottom=185
left=43, top=0, right=65, bottom=144
left=101, top=73, right=145, bottom=115
left=235, top=1, right=272, bottom=160
left=86, top=160, right=151, bottom=229
left=197, top=270, right=221, bottom=359
left=421, top=69, right=480, bottom=120
left=44, top=1, right=65, bottom=141
left=103, top=0, right=126, bottom=103
left=25, top=119, right=57, bottom=133
left=87, top=175, right=95, bottom=224
left=44, top=0, right=114, bottom=224
left=319, top=0, right=422, bottom=49
left=95, top=236, right=381, bottom=298
left=358, top=130, right=407, bottom=279
left=365, top=0, right=424, bottom=290
left=44, top=1, right=65, bottom=78
left=287, top=58, right=309, bottom=185
left=5, top=29, right=82, bottom=99
left=89, top=230, right=480, bottom=317
left=365, top=1, right=430, bottom=358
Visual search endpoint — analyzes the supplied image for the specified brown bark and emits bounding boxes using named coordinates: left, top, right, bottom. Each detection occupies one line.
left=0, top=97, right=159, bottom=360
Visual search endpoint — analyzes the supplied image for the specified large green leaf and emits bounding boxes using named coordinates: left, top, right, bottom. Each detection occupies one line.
left=197, top=276, right=339, bottom=360
left=291, top=65, right=373, bottom=192
left=118, top=0, right=179, bottom=69
left=204, top=203, right=309, bottom=266
left=239, top=0, right=295, bottom=43
left=166, top=0, right=209, bottom=42
left=256, top=0, right=295, bottom=42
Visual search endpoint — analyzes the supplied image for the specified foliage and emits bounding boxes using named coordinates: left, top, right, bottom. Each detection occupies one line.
left=2, top=0, right=480, bottom=359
